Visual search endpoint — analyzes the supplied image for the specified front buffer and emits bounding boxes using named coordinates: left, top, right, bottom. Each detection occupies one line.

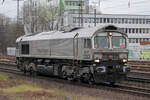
left=93, top=61, right=130, bottom=84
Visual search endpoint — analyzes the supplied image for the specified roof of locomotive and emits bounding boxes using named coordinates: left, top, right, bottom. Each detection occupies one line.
left=16, top=25, right=125, bottom=42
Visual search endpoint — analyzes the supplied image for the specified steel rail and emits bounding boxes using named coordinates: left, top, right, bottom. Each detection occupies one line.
left=126, top=76, right=150, bottom=83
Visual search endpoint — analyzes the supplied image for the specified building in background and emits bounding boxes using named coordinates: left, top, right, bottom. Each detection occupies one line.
left=22, top=0, right=150, bottom=60
left=59, top=0, right=87, bottom=14
left=63, top=13, right=150, bottom=60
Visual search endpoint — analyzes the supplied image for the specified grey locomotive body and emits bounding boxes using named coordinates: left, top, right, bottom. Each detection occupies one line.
left=16, top=25, right=130, bottom=84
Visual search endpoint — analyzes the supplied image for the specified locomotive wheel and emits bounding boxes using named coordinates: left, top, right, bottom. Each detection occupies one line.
left=22, top=61, right=29, bottom=75
left=88, top=74, right=95, bottom=85
left=29, top=67, right=37, bottom=77
left=67, top=75, right=74, bottom=81
left=62, top=71, right=67, bottom=79
left=28, top=63, right=37, bottom=77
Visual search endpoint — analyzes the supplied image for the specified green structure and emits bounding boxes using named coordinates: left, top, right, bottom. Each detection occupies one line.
left=59, top=0, right=87, bottom=13
left=140, top=50, right=150, bottom=60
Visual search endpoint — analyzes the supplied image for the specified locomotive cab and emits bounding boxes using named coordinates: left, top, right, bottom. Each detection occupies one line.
left=91, top=25, right=130, bottom=83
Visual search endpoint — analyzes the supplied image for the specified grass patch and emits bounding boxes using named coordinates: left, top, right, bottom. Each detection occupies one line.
left=2, top=84, right=103, bottom=100
left=2, top=84, right=44, bottom=93
left=52, top=88, right=103, bottom=100
left=0, top=73, right=8, bottom=80
left=1, top=82, right=104, bottom=100
left=15, top=98, right=23, bottom=100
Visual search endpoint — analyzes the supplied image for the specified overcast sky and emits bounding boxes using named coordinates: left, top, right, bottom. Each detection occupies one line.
left=0, top=0, right=25, bottom=19
left=92, top=0, right=150, bottom=15
left=0, top=0, right=150, bottom=19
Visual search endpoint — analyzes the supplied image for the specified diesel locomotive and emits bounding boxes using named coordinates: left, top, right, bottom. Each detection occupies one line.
left=16, top=25, right=130, bottom=84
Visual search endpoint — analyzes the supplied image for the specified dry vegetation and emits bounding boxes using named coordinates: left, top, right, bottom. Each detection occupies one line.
left=0, top=73, right=103, bottom=100
left=0, top=72, right=149, bottom=100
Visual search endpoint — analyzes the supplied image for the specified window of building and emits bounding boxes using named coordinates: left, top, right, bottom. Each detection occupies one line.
left=68, top=1, right=71, bottom=5
left=118, top=18, right=121, bottom=24
left=129, top=39, right=131, bottom=43
left=101, top=18, right=103, bottom=23
left=136, top=19, right=138, bottom=24
left=110, top=18, right=113, bottom=23
left=88, top=18, right=91, bottom=23
left=148, top=29, right=150, bottom=33
left=73, top=18, right=76, bottom=23
left=91, top=18, right=94, bottom=23
left=122, top=18, right=124, bottom=24
left=139, top=29, right=142, bottom=33
left=130, top=38, right=136, bottom=43
left=72, top=1, right=75, bottom=6
left=65, top=1, right=68, bottom=5
left=141, top=38, right=144, bottom=42
left=132, top=28, right=135, bottom=33
left=124, top=18, right=128, bottom=24
left=107, top=18, right=110, bottom=23
left=129, top=29, right=131, bottom=33
left=142, top=29, right=145, bottom=33
left=146, top=38, right=149, bottom=41
left=136, top=38, right=138, bottom=43
left=84, top=18, right=88, bottom=23
left=143, top=19, right=146, bottom=24
left=128, top=19, right=132, bottom=24
left=143, top=38, right=147, bottom=41
left=146, top=19, right=150, bottom=24
left=146, top=29, right=149, bottom=33
left=96, top=18, right=99, bottom=23
left=136, top=28, right=138, bottom=33
left=132, top=19, right=135, bottom=24
left=99, top=18, right=102, bottom=23
left=125, top=28, right=128, bottom=33
left=114, top=18, right=117, bottom=23
left=139, top=19, right=142, bottom=24
left=104, top=18, right=106, bottom=23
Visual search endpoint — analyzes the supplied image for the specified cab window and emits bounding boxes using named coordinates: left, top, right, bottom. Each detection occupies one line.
left=84, top=39, right=91, bottom=48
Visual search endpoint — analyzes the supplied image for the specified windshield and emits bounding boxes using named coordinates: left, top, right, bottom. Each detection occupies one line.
left=112, top=36, right=126, bottom=48
left=94, top=36, right=126, bottom=49
left=94, top=36, right=109, bottom=49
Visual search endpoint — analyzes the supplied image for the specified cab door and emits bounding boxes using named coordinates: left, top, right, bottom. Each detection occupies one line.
left=83, top=38, right=92, bottom=60
left=73, top=33, right=79, bottom=59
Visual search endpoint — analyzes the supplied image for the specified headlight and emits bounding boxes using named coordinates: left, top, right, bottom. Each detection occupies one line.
left=122, top=59, right=127, bottom=63
left=94, top=59, right=100, bottom=63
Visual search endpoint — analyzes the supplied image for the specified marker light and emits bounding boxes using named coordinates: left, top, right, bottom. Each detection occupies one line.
left=109, top=55, right=113, bottom=60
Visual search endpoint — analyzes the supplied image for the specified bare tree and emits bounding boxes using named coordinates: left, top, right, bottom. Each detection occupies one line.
left=22, top=1, right=59, bottom=34
left=0, top=14, right=24, bottom=55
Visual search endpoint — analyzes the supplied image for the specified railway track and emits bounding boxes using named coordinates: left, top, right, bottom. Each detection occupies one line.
left=128, top=61, right=150, bottom=72
left=0, top=62, right=150, bottom=98
left=126, top=76, right=150, bottom=83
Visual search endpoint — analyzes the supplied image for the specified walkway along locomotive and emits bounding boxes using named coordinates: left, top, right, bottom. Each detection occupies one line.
left=16, top=25, right=130, bottom=84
